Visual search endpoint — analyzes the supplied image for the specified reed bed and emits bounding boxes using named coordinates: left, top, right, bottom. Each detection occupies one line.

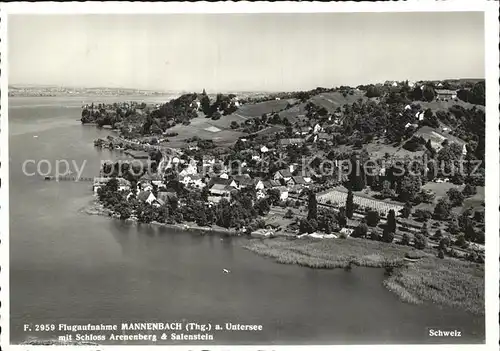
left=244, top=237, right=484, bottom=314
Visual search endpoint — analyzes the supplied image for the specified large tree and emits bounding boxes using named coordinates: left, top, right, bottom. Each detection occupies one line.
left=447, top=188, right=464, bottom=207
left=422, top=86, right=435, bottom=102
left=387, top=209, right=397, bottom=233
left=307, top=191, right=318, bottom=220
left=345, top=189, right=354, bottom=219
left=398, top=176, right=422, bottom=203
left=433, top=198, right=452, bottom=220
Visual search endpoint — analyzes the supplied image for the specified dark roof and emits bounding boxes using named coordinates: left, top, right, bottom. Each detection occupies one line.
left=290, top=176, right=307, bottom=184
left=232, top=174, right=253, bottom=186
left=277, top=169, right=293, bottom=178
left=264, top=180, right=281, bottom=188
left=209, top=177, right=231, bottom=187
left=141, top=173, right=157, bottom=181
left=435, top=89, right=457, bottom=95
left=137, top=190, right=152, bottom=202
left=210, top=183, right=231, bottom=192
left=126, top=150, right=151, bottom=159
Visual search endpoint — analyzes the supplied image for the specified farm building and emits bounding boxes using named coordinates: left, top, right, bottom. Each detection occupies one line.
left=93, top=177, right=131, bottom=195
left=317, top=190, right=403, bottom=217
left=414, top=126, right=467, bottom=153
left=435, top=89, right=457, bottom=100
left=279, top=138, right=305, bottom=146
left=209, top=183, right=234, bottom=200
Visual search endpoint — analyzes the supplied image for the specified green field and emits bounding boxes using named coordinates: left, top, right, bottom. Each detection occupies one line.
left=330, top=140, right=424, bottom=160
left=163, top=116, right=244, bottom=147
left=417, top=99, right=485, bottom=113
left=278, top=102, right=307, bottom=123
left=309, top=91, right=368, bottom=113
left=235, top=99, right=297, bottom=117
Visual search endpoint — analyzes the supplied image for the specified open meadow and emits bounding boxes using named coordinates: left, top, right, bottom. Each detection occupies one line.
left=235, top=98, right=297, bottom=117
left=161, top=115, right=244, bottom=147
left=309, top=91, right=368, bottom=113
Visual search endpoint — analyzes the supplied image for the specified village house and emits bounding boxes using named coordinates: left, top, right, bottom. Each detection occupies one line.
left=180, top=174, right=205, bottom=189
left=414, top=126, right=467, bottom=154
left=208, top=183, right=234, bottom=203
left=137, top=190, right=158, bottom=206
left=138, top=180, right=153, bottom=192
left=254, top=178, right=265, bottom=191
left=209, top=176, right=237, bottom=189
left=435, top=89, right=457, bottom=100
left=275, top=186, right=289, bottom=201
left=190, top=99, right=201, bottom=111
left=178, top=162, right=198, bottom=177
left=298, top=127, right=310, bottom=136
left=405, top=122, right=419, bottom=129
left=93, top=177, right=131, bottom=195
left=232, top=174, right=254, bottom=189
left=315, top=132, right=331, bottom=143
left=260, top=145, right=269, bottom=154
left=302, top=174, right=313, bottom=183
left=274, top=169, right=293, bottom=182
left=313, top=123, right=322, bottom=134
left=263, top=179, right=281, bottom=189
left=219, top=171, right=230, bottom=179
left=202, top=156, right=216, bottom=168
left=152, top=180, right=166, bottom=190
left=254, top=179, right=267, bottom=200
left=286, top=175, right=308, bottom=189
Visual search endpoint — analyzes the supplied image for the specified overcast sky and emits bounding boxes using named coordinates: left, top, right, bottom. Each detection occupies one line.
left=9, top=12, right=484, bottom=92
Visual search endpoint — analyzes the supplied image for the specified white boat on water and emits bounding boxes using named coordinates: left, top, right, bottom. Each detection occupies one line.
left=223, top=269, right=230, bottom=274
left=33, top=135, right=38, bottom=138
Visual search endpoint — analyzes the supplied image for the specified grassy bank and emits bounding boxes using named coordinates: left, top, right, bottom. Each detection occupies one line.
left=244, top=237, right=484, bottom=315
left=244, top=236, right=418, bottom=269
left=384, top=256, right=484, bottom=315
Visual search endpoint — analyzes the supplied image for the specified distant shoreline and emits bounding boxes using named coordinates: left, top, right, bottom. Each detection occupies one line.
left=8, top=92, right=170, bottom=98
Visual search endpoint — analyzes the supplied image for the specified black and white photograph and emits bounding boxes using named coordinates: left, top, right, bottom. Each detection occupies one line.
left=1, top=2, right=499, bottom=349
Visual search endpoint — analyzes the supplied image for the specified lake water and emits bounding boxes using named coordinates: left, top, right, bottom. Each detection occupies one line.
left=8, top=96, right=485, bottom=345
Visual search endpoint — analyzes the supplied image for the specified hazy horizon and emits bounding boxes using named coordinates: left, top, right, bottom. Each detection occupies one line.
left=9, top=12, right=485, bottom=92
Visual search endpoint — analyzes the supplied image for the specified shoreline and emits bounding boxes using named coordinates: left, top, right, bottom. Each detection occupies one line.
left=81, top=199, right=240, bottom=237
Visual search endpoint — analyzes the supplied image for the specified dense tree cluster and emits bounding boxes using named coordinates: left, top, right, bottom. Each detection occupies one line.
left=456, top=82, right=485, bottom=105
